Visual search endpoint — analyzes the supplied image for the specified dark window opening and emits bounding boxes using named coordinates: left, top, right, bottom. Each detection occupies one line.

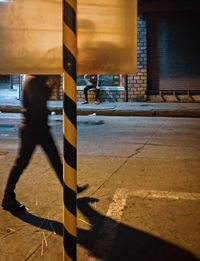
left=77, top=75, right=121, bottom=86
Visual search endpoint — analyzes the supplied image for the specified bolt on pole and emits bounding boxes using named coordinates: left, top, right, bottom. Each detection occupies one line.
left=63, top=0, right=77, bottom=260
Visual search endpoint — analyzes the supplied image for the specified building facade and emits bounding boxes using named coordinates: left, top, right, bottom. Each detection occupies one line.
left=1, top=0, right=200, bottom=102
left=142, top=0, right=200, bottom=102
left=56, top=0, right=200, bottom=103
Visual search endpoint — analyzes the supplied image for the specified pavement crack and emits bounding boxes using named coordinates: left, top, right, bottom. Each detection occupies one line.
left=128, top=119, right=170, bottom=158
left=90, top=158, right=128, bottom=196
left=23, top=233, right=52, bottom=261
left=24, top=247, right=40, bottom=261
left=89, top=120, right=170, bottom=196
left=128, top=145, right=145, bottom=158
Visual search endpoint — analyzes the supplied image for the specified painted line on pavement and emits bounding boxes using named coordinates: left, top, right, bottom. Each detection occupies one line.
left=88, top=188, right=200, bottom=260
left=130, top=190, right=200, bottom=201
left=88, top=188, right=129, bottom=261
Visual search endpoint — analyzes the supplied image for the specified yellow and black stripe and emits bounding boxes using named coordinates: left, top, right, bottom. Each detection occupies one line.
left=63, top=0, right=77, bottom=260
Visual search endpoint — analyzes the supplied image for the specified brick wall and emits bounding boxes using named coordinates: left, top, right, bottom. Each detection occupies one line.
left=127, top=16, right=147, bottom=101
left=77, top=87, right=124, bottom=102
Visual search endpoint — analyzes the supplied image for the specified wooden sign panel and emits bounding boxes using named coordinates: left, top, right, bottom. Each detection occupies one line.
left=0, top=0, right=137, bottom=74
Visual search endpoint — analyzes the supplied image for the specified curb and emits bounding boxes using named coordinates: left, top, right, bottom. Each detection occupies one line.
left=77, top=109, right=200, bottom=118
left=0, top=105, right=200, bottom=118
left=0, top=106, right=23, bottom=113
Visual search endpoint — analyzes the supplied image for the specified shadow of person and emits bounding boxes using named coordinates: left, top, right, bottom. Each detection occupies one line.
left=12, top=210, right=63, bottom=236
left=12, top=198, right=198, bottom=261
left=78, top=18, right=135, bottom=74
left=77, top=198, right=198, bottom=261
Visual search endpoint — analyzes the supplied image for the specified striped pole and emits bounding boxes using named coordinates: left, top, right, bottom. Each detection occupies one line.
left=63, top=0, right=77, bottom=260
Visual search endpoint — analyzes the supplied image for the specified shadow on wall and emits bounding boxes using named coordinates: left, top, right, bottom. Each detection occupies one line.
left=12, top=198, right=199, bottom=261
left=78, top=19, right=135, bottom=74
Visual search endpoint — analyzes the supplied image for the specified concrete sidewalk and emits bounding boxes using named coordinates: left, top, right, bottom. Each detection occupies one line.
left=1, top=82, right=200, bottom=117
left=0, top=98, right=200, bottom=117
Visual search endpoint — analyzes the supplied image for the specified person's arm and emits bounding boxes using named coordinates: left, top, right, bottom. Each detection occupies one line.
left=84, top=74, right=92, bottom=86
left=96, top=75, right=100, bottom=89
left=22, top=80, right=30, bottom=110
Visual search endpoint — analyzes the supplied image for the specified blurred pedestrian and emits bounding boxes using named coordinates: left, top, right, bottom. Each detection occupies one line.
left=2, top=75, right=88, bottom=212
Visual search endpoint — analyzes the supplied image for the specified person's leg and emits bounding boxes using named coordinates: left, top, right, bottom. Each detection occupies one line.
left=40, top=130, right=89, bottom=193
left=2, top=130, right=36, bottom=210
left=83, top=85, right=93, bottom=103
left=40, top=130, right=63, bottom=185
left=95, top=87, right=100, bottom=102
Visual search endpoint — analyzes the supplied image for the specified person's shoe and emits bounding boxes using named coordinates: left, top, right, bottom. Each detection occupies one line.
left=77, top=184, right=89, bottom=193
left=94, top=101, right=100, bottom=104
left=1, top=198, right=26, bottom=213
left=82, top=101, right=88, bottom=104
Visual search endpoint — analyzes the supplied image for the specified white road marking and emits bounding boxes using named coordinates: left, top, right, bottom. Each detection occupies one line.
left=88, top=188, right=129, bottom=261
left=88, top=188, right=200, bottom=260
left=130, top=190, right=200, bottom=201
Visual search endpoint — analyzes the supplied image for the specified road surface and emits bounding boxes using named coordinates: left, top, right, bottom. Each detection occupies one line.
left=0, top=113, right=200, bottom=260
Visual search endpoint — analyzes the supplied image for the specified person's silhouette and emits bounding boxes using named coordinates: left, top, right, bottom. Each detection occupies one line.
left=82, top=74, right=100, bottom=104
left=1, top=75, right=88, bottom=212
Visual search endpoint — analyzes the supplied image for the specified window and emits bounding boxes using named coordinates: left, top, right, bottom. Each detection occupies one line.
left=99, top=75, right=120, bottom=86
left=77, top=75, right=87, bottom=86
left=77, top=75, right=121, bottom=86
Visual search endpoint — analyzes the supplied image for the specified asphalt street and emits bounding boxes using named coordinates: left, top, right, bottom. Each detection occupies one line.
left=0, top=114, right=200, bottom=261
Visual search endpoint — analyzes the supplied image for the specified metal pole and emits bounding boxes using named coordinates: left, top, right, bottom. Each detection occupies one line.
left=63, top=0, right=77, bottom=260
left=10, top=75, right=13, bottom=89
left=125, top=75, right=129, bottom=102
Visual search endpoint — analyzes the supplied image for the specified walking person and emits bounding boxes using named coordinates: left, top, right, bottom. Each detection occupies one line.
left=1, top=75, right=88, bottom=213
left=82, top=74, right=100, bottom=104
